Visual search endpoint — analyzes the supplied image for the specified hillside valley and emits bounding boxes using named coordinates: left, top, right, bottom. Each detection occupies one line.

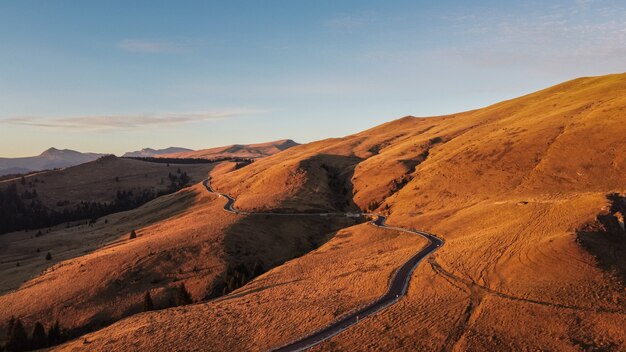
left=1, top=73, right=626, bottom=351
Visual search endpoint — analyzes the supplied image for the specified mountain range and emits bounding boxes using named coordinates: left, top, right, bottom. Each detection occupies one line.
left=121, top=147, right=194, bottom=158
left=159, top=139, right=299, bottom=159
left=0, top=140, right=300, bottom=177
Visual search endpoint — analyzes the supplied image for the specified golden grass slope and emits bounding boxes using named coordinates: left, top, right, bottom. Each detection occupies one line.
left=215, top=73, right=626, bottom=215
left=56, top=223, right=427, bottom=352
left=0, top=172, right=356, bottom=343
left=15, top=73, right=626, bottom=350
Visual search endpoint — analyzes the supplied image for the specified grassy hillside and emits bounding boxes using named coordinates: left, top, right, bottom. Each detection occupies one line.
left=0, top=156, right=214, bottom=234
left=94, top=74, right=626, bottom=351
left=4, top=73, right=626, bottom=351
left=0, top=156, right=213, bottom=210
left=0, top=177, right=356, bottom=347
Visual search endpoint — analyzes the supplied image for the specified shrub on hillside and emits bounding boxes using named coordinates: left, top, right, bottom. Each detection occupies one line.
left=143, top=291, right=154, bottom=311
left=4, top=317, right=28, bottom=352
left=175, top=283, right=193, bottom=306
left=30, top=322, right=47, bottom=349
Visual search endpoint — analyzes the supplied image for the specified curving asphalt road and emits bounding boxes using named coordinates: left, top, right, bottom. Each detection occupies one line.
left=202, top=179, right=443, bottom=351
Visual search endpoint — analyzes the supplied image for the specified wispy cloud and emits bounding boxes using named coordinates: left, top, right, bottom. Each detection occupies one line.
left=439, top=1, right=626, bottom=75
left=1, top=109, right=259, bottom=131
left=117, top=39, right=181, bottom=53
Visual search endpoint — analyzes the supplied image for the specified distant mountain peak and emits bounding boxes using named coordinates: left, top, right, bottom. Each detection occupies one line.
left=122, top=147, right=194, bottom=158
left=41, top=147, right=60, bottom=154
left=0, top=148, right=107, bottom=176
left=40, top=147, right=78, bottom=157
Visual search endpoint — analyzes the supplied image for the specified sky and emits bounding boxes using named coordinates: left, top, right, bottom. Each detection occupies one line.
left=0, top=0, right=624, bottom=157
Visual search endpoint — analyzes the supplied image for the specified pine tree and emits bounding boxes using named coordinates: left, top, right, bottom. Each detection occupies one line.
left=175, top=283, right=192, bottom=306
left=5, top=317, right=15, bottom=345
left=129, top=229, right=137, bottom=239
left=47, top=321, right=61, bottom=347
left=252, top=261, right=265, bottom=277
left=45, top=252, right=52, bottom=261
left=30, top=322, right=47, bottom=349
left=143, top=291, right=154, bottom=311
left=5, top=318, right=28, bottom=352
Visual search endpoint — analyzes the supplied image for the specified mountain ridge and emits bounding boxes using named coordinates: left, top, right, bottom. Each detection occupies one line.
left=160, top=139, right=299, bottom=159
left=122, top=147, right=194, bottom=158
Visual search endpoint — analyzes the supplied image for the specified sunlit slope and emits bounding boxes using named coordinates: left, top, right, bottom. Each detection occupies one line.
left=1, top=178, right=354, bottom=341
left=51, top=73, right=626, bottom=351
left=215, top=73, right=626, bottom=214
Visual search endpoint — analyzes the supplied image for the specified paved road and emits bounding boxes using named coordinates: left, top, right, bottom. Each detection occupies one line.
left=202, top=179, right=443, bottom=351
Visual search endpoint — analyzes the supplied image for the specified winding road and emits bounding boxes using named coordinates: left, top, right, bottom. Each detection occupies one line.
left=202, top=179, right=443, bottom=351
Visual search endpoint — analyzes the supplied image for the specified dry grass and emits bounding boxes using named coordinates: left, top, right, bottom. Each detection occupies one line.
left=4, top=73, right=626, bottom=350
left=55, top=223, right=426, bottom=352
left=0, top=183, right=356, bottom=343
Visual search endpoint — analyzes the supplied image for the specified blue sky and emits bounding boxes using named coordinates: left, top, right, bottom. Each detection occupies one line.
left=0, top=0, right=624, bottom=157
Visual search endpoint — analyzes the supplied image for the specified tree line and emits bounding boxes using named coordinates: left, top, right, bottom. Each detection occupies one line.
left=124, top=156, right=255, bottom=165
left=0, top=172, right=191, bottom=235
left=2, top=318, right=63, bottom=352
left=219, top=261, right=265, bottom=296
left=1, top=283, right=196, bottom=352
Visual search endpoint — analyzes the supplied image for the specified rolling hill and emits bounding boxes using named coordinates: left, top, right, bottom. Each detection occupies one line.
left=160, top=139, right=299, bottom=159
left=2, top=73, right=626, bottom=351
left=0, top=156, right=216, bottom=235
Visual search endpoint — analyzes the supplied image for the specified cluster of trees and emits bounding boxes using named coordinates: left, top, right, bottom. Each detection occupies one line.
left=220, top=261, right=265, bottom=295
left=367, top=200, right=380, bottom=212
left=124, top=157, right=212, bottom=164
left=0, top=185, right=50, bottom=234
left=141, top=284, right=192, bottom=314
left=2, top=318, right=64, bottom=352
left=124, top=156, right=255, bottom=165
left=0, top=186, right=182, bottom=235
left=2, top=284, right=195, bottom=352
left=165, top=171, right=190, bottom=192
